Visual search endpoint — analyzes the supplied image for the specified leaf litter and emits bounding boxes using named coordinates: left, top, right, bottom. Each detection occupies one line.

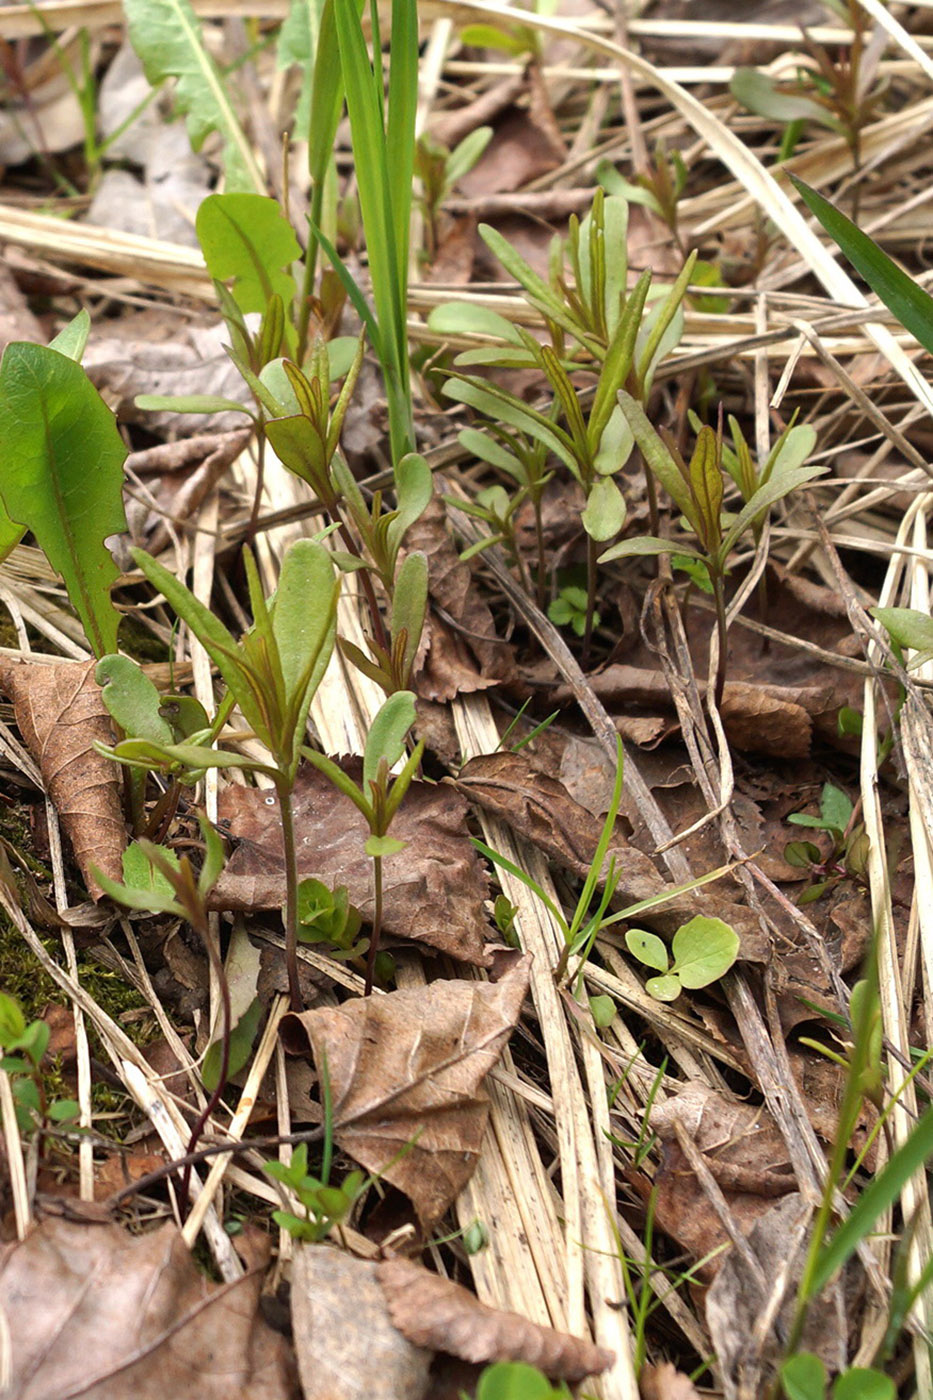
left=0, top=1, right=929, bottom=1397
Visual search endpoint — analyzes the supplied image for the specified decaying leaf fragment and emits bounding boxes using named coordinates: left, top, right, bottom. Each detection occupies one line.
left=212, top=760, right=493, bottom=967
left=291, top=1247, right=432, bottom=1400
left=0, top=1217, right=298, bottom=1399
left=377, top=1256, right=613, bottom=1383
left=282, top=955, right=531, bottom=1227
left=0, top=658, right=124, bottom=898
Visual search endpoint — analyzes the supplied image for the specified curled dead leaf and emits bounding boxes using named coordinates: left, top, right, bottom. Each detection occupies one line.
left=0, top=659, right=124, bottom=899
left=377, top=1257, right=613, bottom=1383
left=281, top=955, right=531, bottom=1228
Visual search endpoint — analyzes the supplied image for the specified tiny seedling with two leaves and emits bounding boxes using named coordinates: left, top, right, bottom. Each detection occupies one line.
left=624, top=917, right=740, bottom=1004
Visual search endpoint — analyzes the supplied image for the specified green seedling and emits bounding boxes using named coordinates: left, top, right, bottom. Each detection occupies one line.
left=548, top=584, right=598, bottom=639
left=296, top=878, right=367, bottom=962
left=492, top=894, right=519, bottom=946
left=124, top=0, right=264, bottom=193
left=431, top=1216, right=489, bottom=1255
left=414, top=126, right=493, bottom=263
left=265, top=1141, right=366, bottom=1242
left=799, top=977, right=883, bottom=1113
left=597, top=141, right=689, bottom=249
left=784, top=783, right=869, bottom=905
left=625, top=916, right=739, bottom=1003
left=93, top=819, right=230, bottom=1199
left=303, top=690, right=424, bottom=994
left=457, top=424, right=552, bottom=607
left=780, top=1354, right=894, bottom=1400
left=99, top=539, right=338, bottom=1013
left=871, top=607, right=933, bottom=670
left=599, top=403, right=825, bottom=706
left=338, top=546, right=429, bottom=696
left=733, top=0, right=884, bottom=183
left=0, top=309, right=127, bottom=658
left=470, top=1362, right=572, bottom=1400
left=0, top=991, right=79, bottom=1135
left=435, top=190, right=697, bottom=659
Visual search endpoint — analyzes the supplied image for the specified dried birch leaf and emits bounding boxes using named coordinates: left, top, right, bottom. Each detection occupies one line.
left=377, top=1257, right=612, bottom=1383
left=212, top=761, right=492, bottom=967
left=281, top=955, right=531, bottom=1227
left=0, top=659, right=124, bottom=899
left=291, top=1247, right=431, bottom=1400
left=0, top=1218, right=298, bottom=1399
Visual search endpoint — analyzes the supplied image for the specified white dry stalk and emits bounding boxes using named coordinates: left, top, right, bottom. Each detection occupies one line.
left=0, top=1069, right=31, bottom=1239
left=453, top=692, right=638, bottom=1400
left=182, top=994, right=288, bottom=1247
left=860, top=494, right=933, bottom=1387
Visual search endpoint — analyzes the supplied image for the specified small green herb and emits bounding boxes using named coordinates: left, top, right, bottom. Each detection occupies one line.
left=625, top=916, right=739, bottom=1003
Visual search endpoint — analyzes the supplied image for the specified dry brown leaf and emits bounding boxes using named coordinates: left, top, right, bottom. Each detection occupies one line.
left=292, top=1247, right=431, bottom=1400
left=0, top=659, right=124, bottom=899
left=407, top=498, right=515, bottom=700
left=378, top=1256, right=613, bottom=1383
left=640, top=1361, right=703, bottom=1400
left=650, top=1082, right=796, bottom=1277
left=0, top=1217, right=298, bottom=1399
left=281, top=955, right=531, bottom=1228
left=211, top=760, right=492, bottom=967
left=455, top=751, right=767, bottom=958
left=706, top=1193, right=846, bottom=1399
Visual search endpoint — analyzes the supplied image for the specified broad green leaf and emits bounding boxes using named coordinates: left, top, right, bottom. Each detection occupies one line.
left=475, top=1361, right=566, bottom=1400
left=49, top=309, right=90, bottom=362
left=871, top=606, right=933, bottom=660
left=96, top=655, right=173, bottom=745
left=365, top=833, right=406, bottom=858
left=93, top=863, right=185, bottom=916
left=428, top=301, right=524, bottom=345
left=833, top=1370, right=894, bottom=1400
left=388, top=453, right=434, bottom=557
left=581, top=476, right=626, bottom=542
left=792, top=175, right=933, bottom=357
left=363, top=690, right=415, bottom=794
left=779, top=1352, right=827, bottom=1400
left=0, top=343, right=127, bottom=658
left=0, top=993, right=26, bottom=1046
left=600, top=536, right=701, bottom=564
left=820, top=782, right=853, bottom=835
left=0, top=508, right=24, bottom=568
left=277, top=0, right=323, bottom=134
left=121, top=840, right=181, bottom=899
left=688, top=424, right=723, bottom=551
left=616, top=390, right=696, bottom=522
left=670, top=915, right=739, bottom=988
left=124, top=0, right=263, bottom=193
left=625, top=928, right=669, bottom=973
left=589, top=994, right=616, bottom=1029
left=196, top=194, right=302, bottom=320
left=271, top=539, right=338, bottom=705
left=645, top=974, right=682, bottom=1002
left=732, top=69, right=835, bottom=127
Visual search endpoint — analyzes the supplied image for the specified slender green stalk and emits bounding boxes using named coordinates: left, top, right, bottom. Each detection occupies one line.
left=276, top=775, right=303, bottom=1013
left=583, top=533, right=599, bottom=671
left=364, top=853, right=383, bottom=996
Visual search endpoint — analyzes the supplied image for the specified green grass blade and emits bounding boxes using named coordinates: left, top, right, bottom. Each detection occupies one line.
left=124, top=0, right=264, bottom=194
left=792, top=176, right=933, bottom=357
left=808, top=1106, right=933, bottom=1298
left=386, top=0, right=418, bottom=328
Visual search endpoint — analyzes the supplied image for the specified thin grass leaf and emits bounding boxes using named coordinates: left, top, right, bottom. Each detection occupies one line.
left=792, top=176, right=933, bottom=357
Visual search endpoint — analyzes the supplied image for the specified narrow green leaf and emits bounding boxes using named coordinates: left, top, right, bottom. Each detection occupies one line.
left=688, top=425, right=723, bottom=551
left=808, top=1106, right=933, bottom=1296
left=272, top=539, right=337, bottom=703
left=792, top=175, right=933, bottom=356
left=617, top=390, right=696, bottom=523
left=388, top=453, right=433, bottom=558
left=134, top=394, right=252, bottom=416
left=589, top=270, right=651, bottom=449
left=719, top=462, right=826, bottom=558
left=0, top=344, right=127, bottom=658
left=582, top=476, right=626, bottom=542
left=124, top=0, right=264, bottom=192
left=732, top=68, right=835, bottom=126
left=599, top=535, right=701, bottom=563
left=428, top=301, right=524, bottom=345
left=444, top=376, right=577, bottom=472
